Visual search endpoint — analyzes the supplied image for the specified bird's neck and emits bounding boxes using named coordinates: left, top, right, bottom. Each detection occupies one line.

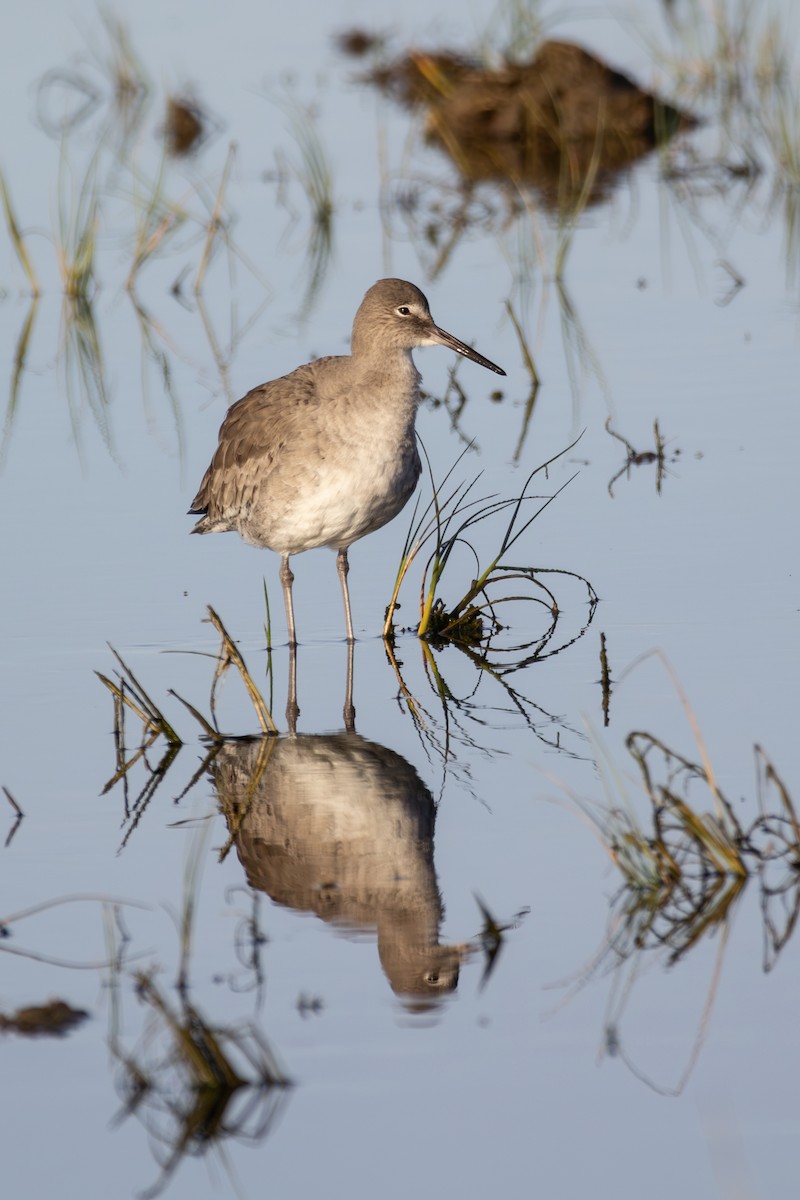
left=350, top=347, right=422, bottom=402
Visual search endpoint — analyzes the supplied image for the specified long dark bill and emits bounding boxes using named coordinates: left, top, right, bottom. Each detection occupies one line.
left=432, top=325, right=506, bottom=376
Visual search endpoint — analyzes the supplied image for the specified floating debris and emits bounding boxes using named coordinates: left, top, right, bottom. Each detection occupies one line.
left=164, top=94, right=207, bottom=156
left=0, top=999, right=89, bottom=1037
left=335, top=28, right=386, bottom=59
left=605, top=416, right=680, bottom=496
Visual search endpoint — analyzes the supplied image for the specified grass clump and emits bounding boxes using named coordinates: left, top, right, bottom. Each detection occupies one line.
left=97, top=645, right=182, bottom=747
left=384, top=436, right=596, bottom=657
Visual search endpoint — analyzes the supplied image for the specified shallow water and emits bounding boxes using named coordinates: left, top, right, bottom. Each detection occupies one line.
left=2, top=1, right=799, bottom=1197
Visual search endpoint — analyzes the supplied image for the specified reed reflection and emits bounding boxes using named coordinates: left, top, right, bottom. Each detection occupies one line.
left=553, top=673, right=799, bottom=1097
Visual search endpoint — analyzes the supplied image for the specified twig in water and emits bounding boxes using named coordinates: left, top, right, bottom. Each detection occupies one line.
left=599, top=632, right=612, bottom=727
left=2, top=785, right=23, bottom=818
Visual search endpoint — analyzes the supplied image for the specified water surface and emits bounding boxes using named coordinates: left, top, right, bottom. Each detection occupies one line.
left=1, top=1, right=798, bottom=1197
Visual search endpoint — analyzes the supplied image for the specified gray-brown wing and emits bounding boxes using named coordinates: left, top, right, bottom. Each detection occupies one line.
left=189, top=362, right=327, bottom=529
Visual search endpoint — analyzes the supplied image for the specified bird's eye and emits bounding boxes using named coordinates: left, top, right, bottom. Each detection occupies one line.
left=396, top=305, right=412, bottom=316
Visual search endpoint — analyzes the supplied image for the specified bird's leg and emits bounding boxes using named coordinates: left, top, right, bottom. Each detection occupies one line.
left=336, top=548, right=355, bottom=643
left=280, top=554, right=297, bottom=647
left=343, top=637, right=355, bottom=732
left=286, top=641, right=299, bottom=734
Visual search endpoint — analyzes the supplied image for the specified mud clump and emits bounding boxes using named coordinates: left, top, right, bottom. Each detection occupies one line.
left=365, top=40, right=697, bottom=207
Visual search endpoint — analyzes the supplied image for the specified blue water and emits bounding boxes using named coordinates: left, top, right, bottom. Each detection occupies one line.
left=1, top=2, right=798, bottom=1197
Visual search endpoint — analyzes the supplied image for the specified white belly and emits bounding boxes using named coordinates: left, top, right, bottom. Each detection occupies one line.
left=243, top=427, right=421, bottom=554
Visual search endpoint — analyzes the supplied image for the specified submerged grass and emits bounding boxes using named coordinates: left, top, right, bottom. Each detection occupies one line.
left=56, top=146, right=100, bottom=299
left=655, top=0, right=786, bottom=106
left=87, top=8, right=151, bottom=154
left=553, top=112, right=604, bottom=277
left=626, top=729, right=747, bottom=879
left=759, top=82, right=800, bottom=284
left=175, top=819, right=213, bottom=995
left=273, top=97, right=335, bottom=313
left=2, top=783, right=24, bottom=848
left=0, top=171, right=41, bottom=295
left=1, top=299, right=39, bottom=471
left=0, top=998, right=89, bottom=1037
left=2, top=785, right=23, bottom=818
left=128, top=294, right=186, bottom=464
left=60, top=292, right=115, bottom=465
left=652, top=0, right=800, bottom=203
left=763, top=88, right=800, bottom=185
left=14, top=14, right=263, bottom=313
left=485, top=0, right=545, bottom=63
left=599, top=631, right=612, bottom=727
left=1, top=892, right=150, bottom=971
left=193, top=141, right=237, bottom=294
left=504, top=296, right=540, bottom=463
left=96, top=9, right=150, bottom=112
left=126, top=152, right=188, bottom=291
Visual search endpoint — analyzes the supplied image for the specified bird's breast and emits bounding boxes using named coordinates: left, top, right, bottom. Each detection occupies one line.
left=241, top=391, right=422, bottom=554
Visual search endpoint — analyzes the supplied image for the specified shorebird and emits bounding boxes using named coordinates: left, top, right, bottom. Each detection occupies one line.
left=189, top=277, right=505, bottom=644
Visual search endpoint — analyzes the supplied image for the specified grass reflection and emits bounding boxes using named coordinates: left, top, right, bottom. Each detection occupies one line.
left=1, top=299, right=39, bottom=471
left=0, top=878, right=290, bottom=1194
left=420, top=273, right=610, bottom=453
left=36, top=8, right=150, bottom=157
left=2, top=784, right=24, bottom=848
left=0, top=172, right=40, bottom=296
left=61, top=293, right=117, bottom=465
left=96, top=565, right=594, bottom=855
left=101, top=849, right=290, bottom=1200
left=556, top=658, right=799, bottom=1093
left=605, top=416, right=679, bottom=496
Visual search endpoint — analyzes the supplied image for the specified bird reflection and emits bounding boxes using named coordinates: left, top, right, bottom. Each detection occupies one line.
left=213, top=648, right=462, bottom=1006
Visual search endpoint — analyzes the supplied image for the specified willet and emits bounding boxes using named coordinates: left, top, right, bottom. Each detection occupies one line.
left=189, top=277, right=505, bottom=644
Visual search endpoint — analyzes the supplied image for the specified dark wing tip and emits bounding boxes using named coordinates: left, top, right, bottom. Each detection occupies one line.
left=188, top=506, right=209, bottom=534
